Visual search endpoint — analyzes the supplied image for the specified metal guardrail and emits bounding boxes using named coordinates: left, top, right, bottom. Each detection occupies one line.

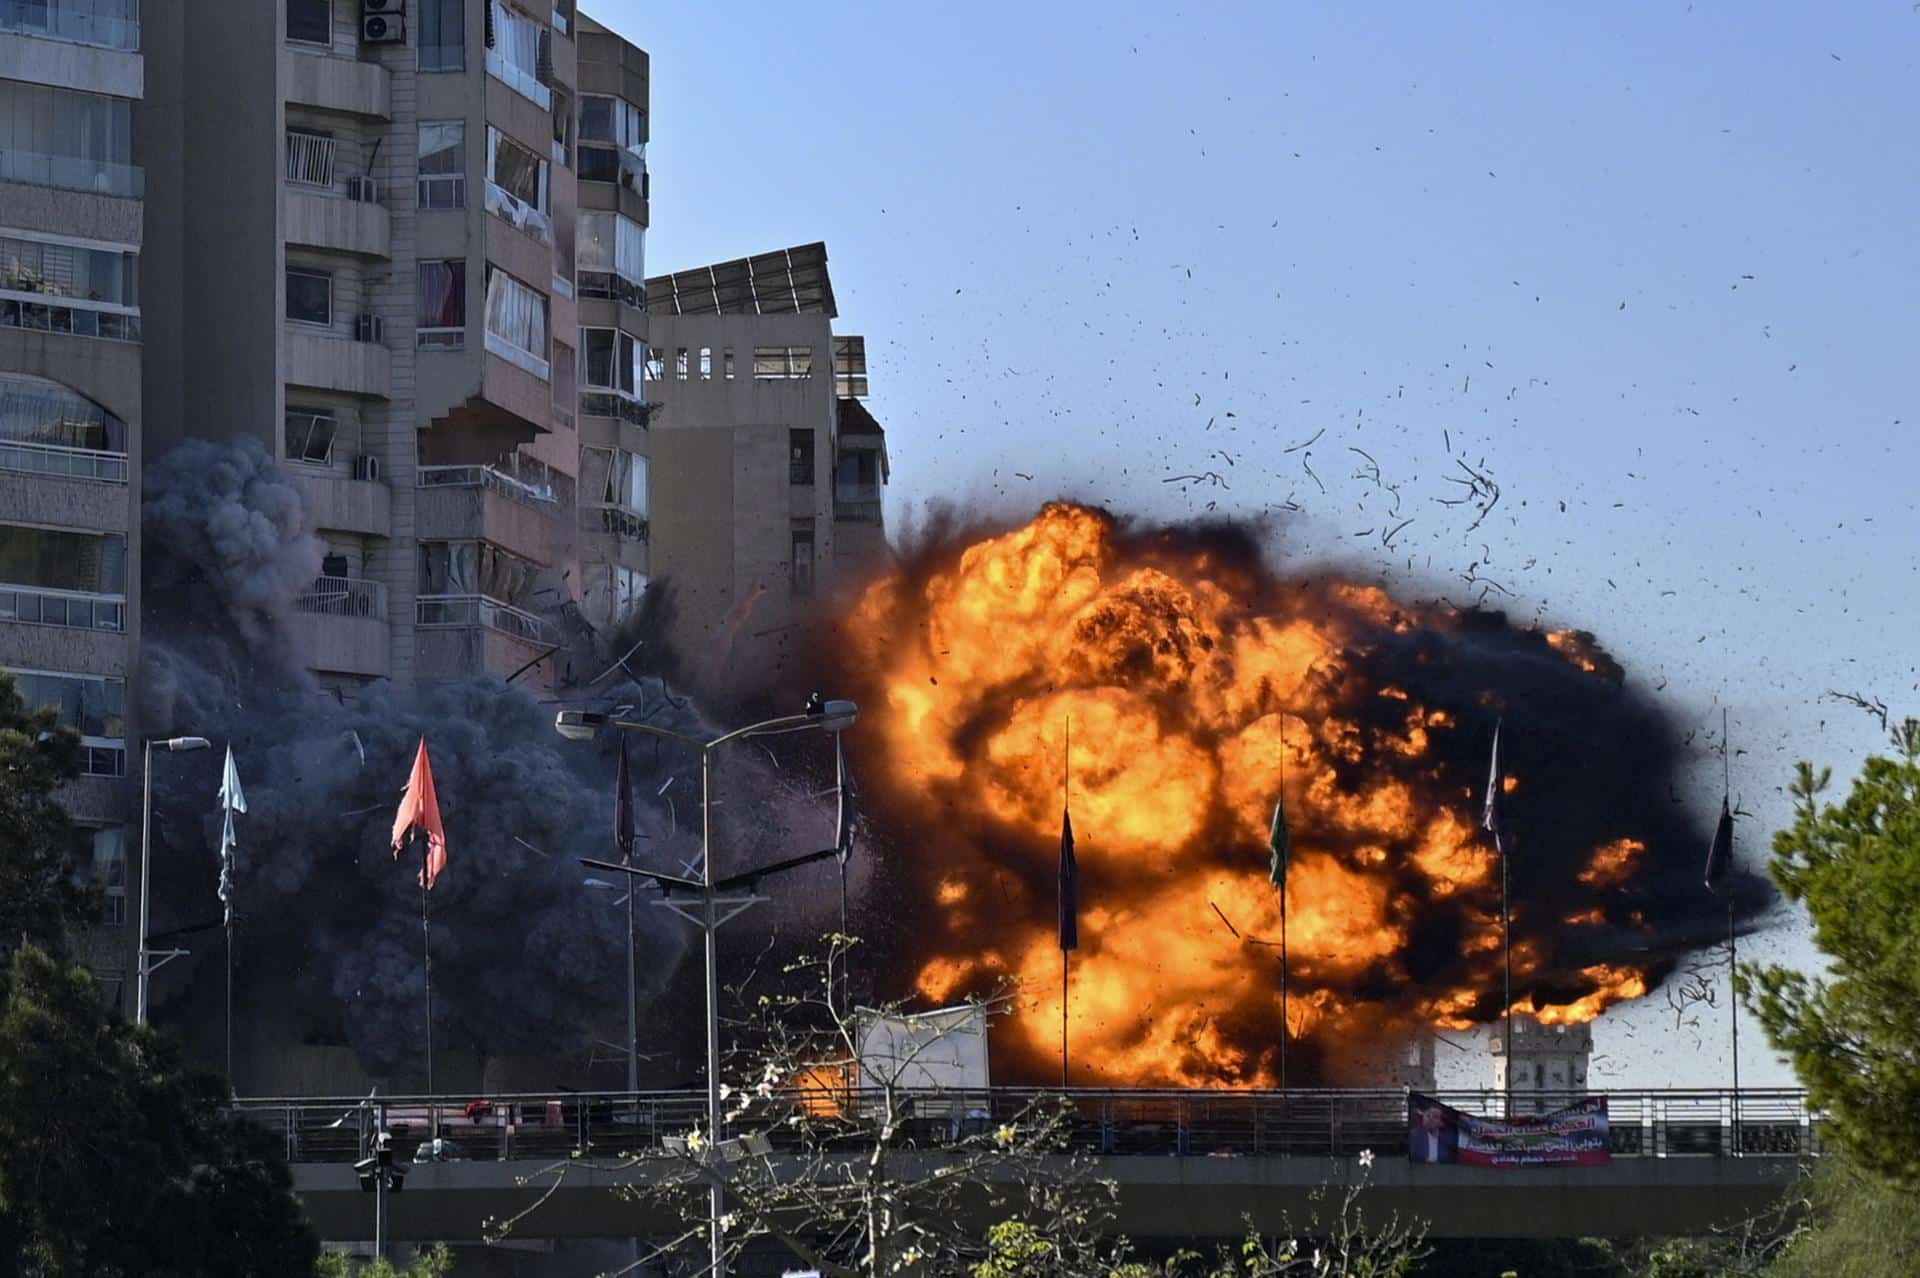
left=0, top=440, right=128, bottom=483
left=296, top=575, right=388, bottom=621
left=416, top=593, right=547, bottom=644
left=590, top=504, right=648, bottom=542
left=230, top=1088, right=1822, bottom=1166
left=0, top=294, right=141, bottom=342
left=417, top=463, right=567, bottom=511
left=0, top=584, right=125, bottom=631
left=286, top=131, right=336, bottom=188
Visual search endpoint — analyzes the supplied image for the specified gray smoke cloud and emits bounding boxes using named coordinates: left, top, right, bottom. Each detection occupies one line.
left=138, top=440, right=850, bottom=1083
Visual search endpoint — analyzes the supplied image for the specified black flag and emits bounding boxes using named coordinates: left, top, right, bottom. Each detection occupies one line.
left=1268, top=796, right=1291, bottom=887
left=1703, top=796, right=1733, bottom=892
left=1058, top=809, right=1079, bottom=952
left=614, top=737, right=635, bottom=865
left=1482, top=720, right=1509, bottom=846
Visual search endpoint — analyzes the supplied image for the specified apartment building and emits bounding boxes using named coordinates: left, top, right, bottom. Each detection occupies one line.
left=142, top=0, right=649, bottom=697
left=0, top=0, right=147, bottom=1000
left=644, top=243, right=890, bottom=688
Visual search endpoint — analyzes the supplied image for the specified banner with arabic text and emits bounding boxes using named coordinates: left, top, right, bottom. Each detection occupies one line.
left=1407, top=1092, right=1611, bottom=1167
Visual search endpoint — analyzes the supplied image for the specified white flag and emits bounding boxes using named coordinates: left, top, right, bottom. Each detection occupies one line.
left=217, top=745, right=246, bottom=925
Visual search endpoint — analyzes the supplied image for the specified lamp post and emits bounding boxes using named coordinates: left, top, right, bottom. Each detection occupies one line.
left=136, top=735, right=210, bottom=1026
left=584, top=877, right=640, bottom=1094
left=556, top=697, right=858, bottom=1278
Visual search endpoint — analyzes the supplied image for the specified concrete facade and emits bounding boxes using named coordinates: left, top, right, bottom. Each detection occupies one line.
left=643, top=245, right=891, bottom=688
left=0, top=11, right=147, bottom=1005
left=141, top=1, right=650, bottom=703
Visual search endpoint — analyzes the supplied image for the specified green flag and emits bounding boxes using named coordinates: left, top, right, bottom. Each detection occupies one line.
left=1268, top=796, right=1291, bottom=887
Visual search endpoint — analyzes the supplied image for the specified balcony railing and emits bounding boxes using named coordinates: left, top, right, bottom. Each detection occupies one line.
left=0, top=585, right=125, bottom=631
left=0, top=440, right=129, bottom=483
left=0, top=148, right=142, bottom=199
left=0, top=0, right=140, bottom=51
left=590, top=505, right=648, bottom=542
left=484, top=180, right=554, bottom=245
left=295, top=575, right=388, bottom=621
left=416, top=594, right=547, bottom=644
left=286, top=132, right=336, bottom=188
left=0, top=293, right=141, bottom=343
left=417, top=463, right=568, bottom=512
left=578, top=391, right=654, bottom=428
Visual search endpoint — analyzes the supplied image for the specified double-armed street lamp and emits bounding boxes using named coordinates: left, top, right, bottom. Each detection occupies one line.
left=136, top=735, right=210, bottom=1026
left=555, top=696, right=858, bottom=1278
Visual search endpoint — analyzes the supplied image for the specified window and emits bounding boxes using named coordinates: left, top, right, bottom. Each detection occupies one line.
left=486, top=2, right=550, bottom=108
left=13, top=670, right=125, bottom=778
left=0, top=233, right=138, bottom=309
left=576, top=94, right=646, bottom=190
left=644, top=346, right=665, bottom=381
left=584, top=564, right=646, bottom=628
left=837, top=448, right=880, bottom=489
left=550, top=87, right=571, bottom=168
left=483, top=267, right=549, bottom=376
left=674, top=348, right=688, bottom=380
left=579, top=327, right=639, bottom=396
left=285, top=268, right=332, bottom=326
left=699, top=348, right=712, bottom=379
left=0, top=525, right=127, bottom=595
left=0, top=81, right=140, bottom=198
left=416, top=260, right=466, bottom=349
left=417, top=121, right=465, bottom=209
left=1, top=0, right=140, bottom=52
left=724, top=347, right=735, bottom=380
left=420, top=539, right=538, bottom=606
left=74, top=826, right=127, bottom=925
left=575, top=212, right=644, bottom=304
left=791, top=526, right=816, bottom=596
left=754, top=346, right=814, bottom=379
left=0, top=373, right=127, bottom=452
left=485, top=127, right=551, bottom=242
left=583, top=446, right=647, bottom=513
left=287, top=0, right=331, bottom=46
left=551, top=0, right=575, bottom=36
left=790, top=429, right=815, bottom=485
left=419, top=0, right=465, bottom=70
left=284, top=408, right=338, bottom=465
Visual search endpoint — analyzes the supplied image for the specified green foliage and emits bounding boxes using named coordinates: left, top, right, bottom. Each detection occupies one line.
left=0, top=944, right=319, bottom=1276
left=1764, top=1154, right=1920, bottom=1278
left=0, top=672, right=92, bottom=961
left=315, top=1243, right=456, bottom=1277
left=1743, top=721, right=1920, bottom=1184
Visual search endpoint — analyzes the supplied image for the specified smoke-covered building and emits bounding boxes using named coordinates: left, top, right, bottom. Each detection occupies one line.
left=0, top=0, right=147, bottom=1001
left=141, top=0, right=650, bottom=699
left=643, top=242, right=891, bottom=688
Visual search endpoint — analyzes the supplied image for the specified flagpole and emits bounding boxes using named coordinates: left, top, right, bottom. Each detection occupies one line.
left=1279, top=725, right=1289, bottom=1098
left=1724, top=707, right=1739, bottom=1155
left=1062, top=715, right=1071, bottom=1091
left=1501, top=826, right=1512, bottom=1117
left=225, top=916, right=234, bottom=1084
left=420, top=843, right=434, bottom=1095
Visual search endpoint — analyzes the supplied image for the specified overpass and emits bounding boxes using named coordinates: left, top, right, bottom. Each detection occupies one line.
left=233, top=1088, right=1817, bottom=1244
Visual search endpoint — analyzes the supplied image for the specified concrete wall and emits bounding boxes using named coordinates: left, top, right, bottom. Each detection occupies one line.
left=0, top=30, right=143, bottom=98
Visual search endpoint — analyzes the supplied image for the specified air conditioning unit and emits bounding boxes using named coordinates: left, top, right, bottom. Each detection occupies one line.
left=363, top=0, right=404, bottom=12
left=352, top=454, right=381, bottom=483
left=345, top=176, right=378, bottom=203
left=362, top=13, right=405, bottom=43
left=354, top=314, right=385, bottom=344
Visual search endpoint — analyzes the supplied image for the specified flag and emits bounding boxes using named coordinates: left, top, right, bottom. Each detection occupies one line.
left=391, top=737, right=448, bottom=890
left=1703, top=796, right=1734, bottom=893
left=833, top=739, right=857, bottom=864
left=217, top=744, right=246, bottom=926
left=614, top=737, right=635, bottom=866
left=1268, top=795, right=1291, bottom=887
left=1482, top=720, right=1509, bottom=845
left=1058, top=809, right=1079, bottom=952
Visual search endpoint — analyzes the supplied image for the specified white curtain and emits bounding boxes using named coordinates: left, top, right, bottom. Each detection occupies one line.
left=485, top=269, right=547, bottom=358
left=492, top=2, right=541, bottom=77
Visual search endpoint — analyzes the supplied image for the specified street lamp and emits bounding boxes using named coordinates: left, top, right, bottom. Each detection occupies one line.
left=555, top=696, right=858, bottom=1278
left=136, top=735, right=210, bottom=1026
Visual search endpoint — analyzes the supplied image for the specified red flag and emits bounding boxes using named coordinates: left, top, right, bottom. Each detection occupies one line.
left=391, top=737, right=448, bottom=890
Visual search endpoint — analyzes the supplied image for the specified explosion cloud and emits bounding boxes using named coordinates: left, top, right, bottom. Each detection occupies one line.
left=825, top=503, right=1767, bottom=1088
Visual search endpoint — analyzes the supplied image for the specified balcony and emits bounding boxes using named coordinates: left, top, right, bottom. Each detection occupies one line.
left=0, top=148, right=141, bottom=199
left=290, top=576, right=389, bottom=678
left=0, top=584, right=123, bottom=631
left=416, top=594, right=546, bottom=644
left=285, top=328, right=391, bottom=399
left=0, top=293, right=139, bottom=342
left=286, top=186, right=391, bottom=259
left=485, top=47, right=551, bottom=110
left=589, top=504, right=648, bottom=543
left=834, top=482, right=883, bottom=524
left=283, top=47, right=391, bottom=119
left=0, top=440, right=126, bottom=484
left=415, top=465, right=563, bottom=566
left=0, top=0, right=141, bottom=51
left=287, top=467, right=390, bottom=537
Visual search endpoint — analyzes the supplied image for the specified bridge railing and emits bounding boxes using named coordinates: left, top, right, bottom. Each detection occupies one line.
left=230, top=1087, right=1820, bottom=1166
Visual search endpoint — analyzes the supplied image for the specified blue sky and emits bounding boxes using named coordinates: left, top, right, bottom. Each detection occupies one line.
left=593, top=1, right=1917, bottom=1085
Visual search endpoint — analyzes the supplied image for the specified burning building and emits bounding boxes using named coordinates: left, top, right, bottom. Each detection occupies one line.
left=820, top=502, right=1767, bottom=1088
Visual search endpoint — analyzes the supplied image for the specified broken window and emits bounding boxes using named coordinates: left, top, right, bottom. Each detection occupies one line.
left=790, top=525, right=815, bottom=596
left=418, top=121, right=466, bottom=209
left=416, top=259, right=466, bottom=349
left=789, top=428, right=815, bottom=486
left=284, top=407, right=338, bottom=465
left=754, top=346, right=814, bottom=379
